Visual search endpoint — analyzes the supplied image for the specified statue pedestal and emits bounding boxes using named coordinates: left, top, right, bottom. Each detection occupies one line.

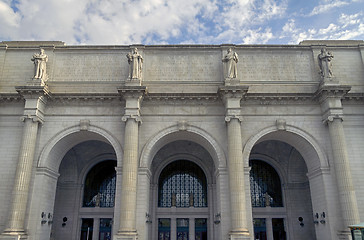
left=224, top=77, right=240, bottom=86
left=26, top=78, right=47, bottom=87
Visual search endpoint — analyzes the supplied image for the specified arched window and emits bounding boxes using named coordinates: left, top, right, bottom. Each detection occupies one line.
left=250, top=160, right=283, bottom=207
left=158, top=160, right=207, bottom=208
left=83, top=160, right=116, bottom=208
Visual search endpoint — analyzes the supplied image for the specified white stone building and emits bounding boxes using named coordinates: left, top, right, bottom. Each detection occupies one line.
left=0, top=40, right=363, bottom=240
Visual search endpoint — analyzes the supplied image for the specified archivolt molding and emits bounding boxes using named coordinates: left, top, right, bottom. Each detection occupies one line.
left=37, top=124, right=123, bottom=172
left=243, top=124, right=329, bottom=173
left=139, top=124, right=226, bottom=169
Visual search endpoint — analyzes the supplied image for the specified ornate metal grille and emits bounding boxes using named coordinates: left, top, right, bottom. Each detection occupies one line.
left=250, top=160, right=283, bottom=207
left=158, top=160, right=207, bottom=208
left=83, top=160, right=116, bottom=208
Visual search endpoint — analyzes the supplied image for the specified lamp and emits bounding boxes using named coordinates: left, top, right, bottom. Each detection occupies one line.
left=298, top=217, right=304, bottom=227
left=62, top=217, right=67, bottom=227
left=214, top=213, right=221, bottom=224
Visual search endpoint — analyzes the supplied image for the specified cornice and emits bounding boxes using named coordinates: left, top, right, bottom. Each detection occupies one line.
left=0, top=93, right=23, bottom=102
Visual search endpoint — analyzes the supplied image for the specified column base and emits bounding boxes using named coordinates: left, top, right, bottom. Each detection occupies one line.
left=0, top=232, right=28, bottom=240
left=337, top=230, right=351, bottom=240
left=114, top=231, right=138, bottom=240
left=229, top=229, right=250, bottom=240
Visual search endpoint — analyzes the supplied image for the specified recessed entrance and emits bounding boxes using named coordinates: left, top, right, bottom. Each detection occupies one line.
left=150, top=140, right=216, bottom=240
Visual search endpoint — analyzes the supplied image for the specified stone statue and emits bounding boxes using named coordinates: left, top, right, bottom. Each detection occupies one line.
left=171, top=193, right=176, bottom=207
left=318, top=47, right=334, bottom=78
left=126, top=48, right=143, bottom=79
left=222, top=48, right=239, bottom=78
left=31, top=48, right=48, bottom=80
left=95, top=193, right=101, bottom=207
left=189, top=193, right=194, bottom=207
left=265, top=192, right=271, bottom=207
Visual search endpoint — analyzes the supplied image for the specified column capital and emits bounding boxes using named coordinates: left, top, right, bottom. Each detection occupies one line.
left=322, top=114, right=344, bottom=124
left=121, top=115, right=142, bottom=124
left=225, top=115, right=243, bottom=123
left=16, top=85, right=51, bottom=124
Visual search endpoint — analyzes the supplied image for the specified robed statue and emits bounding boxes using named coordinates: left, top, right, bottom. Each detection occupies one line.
left=127, top=48, right=143, bottom=79
left=222, top=48, right=239, bottom=78
left=31, top=48, right=48, bottom=80
left=318, top=47, right=334, bottom=78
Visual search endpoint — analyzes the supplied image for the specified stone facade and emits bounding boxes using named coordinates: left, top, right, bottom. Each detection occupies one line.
left=0, top=40, right=363, bottom=240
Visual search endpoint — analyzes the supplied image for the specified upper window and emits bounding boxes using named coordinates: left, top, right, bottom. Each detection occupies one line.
left=250, top=160, right=283, bottom=207
left=158, top=160, right=207, bottom=208
left=83, top=160, right=116, bottom=208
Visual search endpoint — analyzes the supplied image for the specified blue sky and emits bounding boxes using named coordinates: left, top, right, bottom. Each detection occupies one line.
left=0, top=0, right=363, bottom=45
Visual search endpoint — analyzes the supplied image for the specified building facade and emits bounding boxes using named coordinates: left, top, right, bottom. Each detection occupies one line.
left=0, top=40, right=363, bottom=240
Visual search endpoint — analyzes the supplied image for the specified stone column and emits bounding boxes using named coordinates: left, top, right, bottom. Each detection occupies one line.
left=316, top=84, right=360, bottom=238
left=116, top=86, right=146, bottom=240
left=219, top=86, right=250, bottom=240
left=1, top=85, right=49, bottom=240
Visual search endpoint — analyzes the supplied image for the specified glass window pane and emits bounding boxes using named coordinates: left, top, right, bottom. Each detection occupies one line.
left=249, top=160, right=283, bottom=207
left=177, top=218, right=189, bottom=240
left=195, top=218, right=207, bottom=240
left=158, top=160, right=207, bottom=208
left=83, top=160, right=117, bottom=208
left=99, top=218, right=112, bottom=240
left=253, top=218, right=266, bottom=240
left=158, top=218, right=171, bottom=240
left=80, top=218, right=93, bottom=240
left=272, top=218, right=286, bottom=240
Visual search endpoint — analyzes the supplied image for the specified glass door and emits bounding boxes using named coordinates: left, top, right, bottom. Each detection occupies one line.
left=177, top=218, right=189, bottom=240
left=253, top=218, right=267, bottom=240
left=99, top=218, right=112, bottom=240
left=80, top=218, right=94, bottom=240
left=158, top=218, right=171, bottom=240
left=195, top=218, right=207, bottom=240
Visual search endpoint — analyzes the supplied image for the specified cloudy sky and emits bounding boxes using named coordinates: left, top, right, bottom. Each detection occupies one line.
left=0, top=0, right=363, bottom=45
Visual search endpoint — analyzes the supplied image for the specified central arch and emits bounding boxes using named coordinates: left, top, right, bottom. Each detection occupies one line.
left=140, top=125, right=226, bottom=240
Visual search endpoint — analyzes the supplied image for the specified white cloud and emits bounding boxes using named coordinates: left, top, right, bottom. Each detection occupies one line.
left=309, top=0, right=349, bottom=16
left=0, top=0, right=362, bottom=45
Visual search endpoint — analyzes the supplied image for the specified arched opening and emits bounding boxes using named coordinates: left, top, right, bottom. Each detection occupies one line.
left=250, top=140, right=315, bottom=240
left=51, top=140, right=117, bottom=240
left=150, top=140, right=216, bottom=240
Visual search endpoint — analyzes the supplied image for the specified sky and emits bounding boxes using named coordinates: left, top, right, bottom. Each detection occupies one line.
left=0, top=0, right=363, bottom=45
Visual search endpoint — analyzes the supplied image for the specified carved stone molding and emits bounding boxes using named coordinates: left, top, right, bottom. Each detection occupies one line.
left=314, top=84, right=351, bottom=103
left=276, top=119, right=286, bottom=131
left=178, top=120, right=188, bottom=131
left=218, top=85, right=249, bottom=99
left=79, top=119, right=90, bottom=131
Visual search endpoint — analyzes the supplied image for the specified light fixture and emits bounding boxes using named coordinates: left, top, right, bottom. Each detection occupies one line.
left=62, top=217, right=67, bottom=227
left=298, top=217, right=304, bottom=227
left=145, top=213, right=152, bottom=223
left=313, top=213, right=319, bottom=224
left=214, top=213, right=221, bottom=224
left=41, top=212, right=47, bottom=224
